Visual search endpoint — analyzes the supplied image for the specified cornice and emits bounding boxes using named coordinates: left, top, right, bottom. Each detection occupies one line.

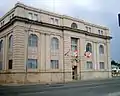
left=0, top=16, right=112, bottom=40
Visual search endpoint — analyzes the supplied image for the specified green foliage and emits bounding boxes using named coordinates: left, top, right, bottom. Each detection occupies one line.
left=111, top=60, right=120, bottom=67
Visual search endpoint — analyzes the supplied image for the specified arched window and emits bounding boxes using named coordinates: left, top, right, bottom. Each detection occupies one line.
left=99, top=45, right=104, bottom=54
left=71, top=23, right=78, bottom=29
left=0, top=40, right=3, bottom=52
left=86, top=43, right=92, bottom=52
left=51, top=37, right=59, bottom=50
left=28, top=34, right=38, bottom=47
left=9, top=35, right=13, bottom=49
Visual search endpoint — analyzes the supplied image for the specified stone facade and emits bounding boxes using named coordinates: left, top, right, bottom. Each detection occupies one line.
left=0, top=3, right=112, bottom=84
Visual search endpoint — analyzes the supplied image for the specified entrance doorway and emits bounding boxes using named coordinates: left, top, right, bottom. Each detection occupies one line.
left=72, top=66, right=77, bottom=80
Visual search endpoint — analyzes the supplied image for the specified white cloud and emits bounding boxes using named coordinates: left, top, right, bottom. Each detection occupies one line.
left=72, top=0, right=100, bottom=11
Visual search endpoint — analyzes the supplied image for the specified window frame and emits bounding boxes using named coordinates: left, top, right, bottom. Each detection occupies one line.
left=27, top=59, right=38, bottom=69
left=28, top=12, right=33, bottom=19
left=71, top=22, right=78, bottom=29
left=86, top=43, right=92, bottom=53
left=34, top=14, right=38, bottom=21
left=50, top=60, right=59, bottom=69
left=86, top=61, right=93, bottom=69
left=99, top=45, right=104, bottom=54
left=51, top=37, right=59, bottom=50
left=28, top=34, right=38, bottom=47
left=71, top=38, right=78, bottom=52
left=101, top=30, right=103, bottom=35
left=99, top=62, right=105, bottom=69
left=89, top=27, right=91, bottom=32
left=0, top=40, right=3, bottom=52
left=98, top=30, right=100, bottom=34
left=9, top=35, right=13, bottom=49
left=50, top=18, right=54, bottom=24
left=55, top=19, right=58, bottom=25
left=8, top=60, right=12, bottom=69
left=0, top=61, right=2, bottom=70
left=86, top=26, right=88, bottom=31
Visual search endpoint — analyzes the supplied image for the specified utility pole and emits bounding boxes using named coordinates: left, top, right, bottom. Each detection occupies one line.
left=24, top=22, right=32, bottom=83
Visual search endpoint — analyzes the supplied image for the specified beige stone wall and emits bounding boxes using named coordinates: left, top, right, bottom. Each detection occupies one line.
left=81, top=71, right=111, bottom=80
left=0, top=3, right=112, bottom=84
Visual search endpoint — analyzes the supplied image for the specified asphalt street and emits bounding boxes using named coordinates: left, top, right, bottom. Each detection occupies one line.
left=1, top=78, right=120, bottom=96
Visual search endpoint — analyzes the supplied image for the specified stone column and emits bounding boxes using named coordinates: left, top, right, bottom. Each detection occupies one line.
left=12, top=26, right=25, bottom=72
left=64, top=32, right=72, bottom=81
left=45, top=34, right=50, bottom=70
left=106, top=40, right=112, bottom=78
left=3, top=36, right=8, bottom=70
left=40, top=33, right=46, bottom=71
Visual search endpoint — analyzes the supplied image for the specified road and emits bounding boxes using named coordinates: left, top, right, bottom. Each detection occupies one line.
left=1, top=78, right=120, bottom=96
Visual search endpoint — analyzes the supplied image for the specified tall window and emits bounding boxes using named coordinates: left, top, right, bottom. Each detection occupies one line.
left=9, top=35, right=13, bottom=49
left=98, top=30, right=103, bottom=35
left=0, top=61, right=2, bottom=70
left=99, top=62, right=105, bottom=69
left=99, top=45, right=104, bottom=54
left=101, top=30, right=103, bottom=35
left=98, top=30, right=100, bottom=34
left=28, top=13, right=33, bottom=19
left=51, top=37, right=59, bottom=50
left=8, top=60, right=12, bottom=69
left=28, top=34, right=38, bottom=47
left=86, top=26, right=88, bottom=31
left=27, top=59, right=37, bottom=69
left=50, top=18, right=54, bottom=24
left=71, top=38, right=78, bottom=52
left=51, top=60, right=59, bottom=69
left=86, top=43, right=92, bottom=52
left=71, top=23, right=78, bottom=29
left=55, top=19, right=58, bottom=25
left=86, top=61, right=93, bottom=69
left=89, top=27, right=91, bottom=32
left=0, top=40, right=3, bottom=52
left=12, top=14, right=14, bottom=17
left=34, top=14, right=38, bottom=21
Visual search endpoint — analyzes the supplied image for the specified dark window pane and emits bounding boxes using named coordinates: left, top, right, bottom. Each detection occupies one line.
left=99, top=45, right=104, bottom=54
left=51, top=60, right=59, bottom=69
left=86, top=43, right=92, bottom=52
left=0, top=61, right=2, bottom=70
left=28, top=34, right=38, bottom=47
left=51, top=37, right=59, bottom=50
left=0, top=40, right=3, bottom=52
left=86, top=61, right=93, bottom=69
left=27, top=59, right=37, bottom=69
left=9, top=35, right=13, bottom=49
left=71, top=23, right=78, bottom=29
left=99, top=62, right=104, bottom=69
left=8, top=60, right=12, bottom=69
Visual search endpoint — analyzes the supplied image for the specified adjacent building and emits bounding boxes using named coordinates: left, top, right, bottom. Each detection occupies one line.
left=0, top=3, right=112, bottom=83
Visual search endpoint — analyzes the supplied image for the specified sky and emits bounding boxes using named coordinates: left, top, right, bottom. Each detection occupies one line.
left=0, top=0, right=120, bottom=61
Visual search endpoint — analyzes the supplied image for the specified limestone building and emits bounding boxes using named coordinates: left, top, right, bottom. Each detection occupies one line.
left=0, top=3, right=112, bottom=83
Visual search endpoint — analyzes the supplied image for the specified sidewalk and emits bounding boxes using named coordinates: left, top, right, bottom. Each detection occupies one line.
left=0, top=77, right=120, bottom=95
left=1, top=77, right=120, bottom=87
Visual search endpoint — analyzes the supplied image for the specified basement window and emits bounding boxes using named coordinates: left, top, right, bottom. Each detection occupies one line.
left=8, top=60, right=12, bottom=69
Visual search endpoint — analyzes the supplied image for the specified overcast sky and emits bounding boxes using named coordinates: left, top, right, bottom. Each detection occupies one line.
left=0, top=0, right=120, bottom=61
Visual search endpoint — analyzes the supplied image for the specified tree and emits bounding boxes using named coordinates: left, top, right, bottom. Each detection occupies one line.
left=111, top=60, right=118, bottom=66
